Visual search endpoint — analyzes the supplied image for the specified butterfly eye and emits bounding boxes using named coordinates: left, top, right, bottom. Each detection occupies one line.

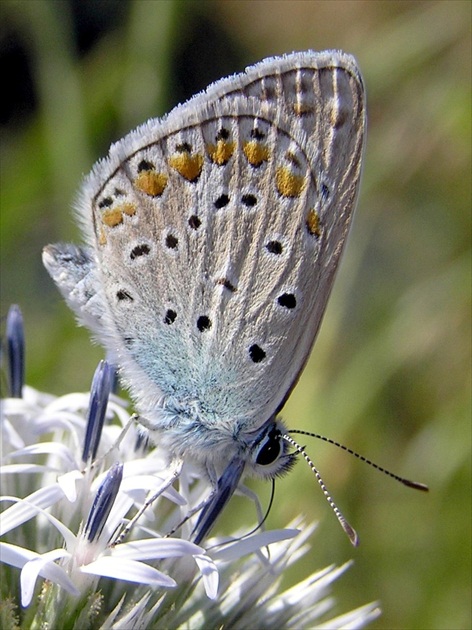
left=255, top=428, right=282, bottom=466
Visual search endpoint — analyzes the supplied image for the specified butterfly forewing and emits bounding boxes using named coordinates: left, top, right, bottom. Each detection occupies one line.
left=84, top=51, right=365, bottom=431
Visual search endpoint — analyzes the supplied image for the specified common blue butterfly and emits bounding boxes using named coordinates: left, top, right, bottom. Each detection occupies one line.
left=43, top=50, right=369, bottom=544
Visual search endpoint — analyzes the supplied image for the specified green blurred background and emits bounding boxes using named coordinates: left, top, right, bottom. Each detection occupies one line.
left=1, top=1, right=470, bottom=628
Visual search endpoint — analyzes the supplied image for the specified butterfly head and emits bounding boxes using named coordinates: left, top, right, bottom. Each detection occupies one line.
left=241, top=418, right=296, bottom=479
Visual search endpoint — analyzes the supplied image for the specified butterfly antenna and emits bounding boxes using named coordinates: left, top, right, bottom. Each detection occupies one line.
left=282, top=434, right=359, bottom=546
left=288, top=429, right=428, bottom=492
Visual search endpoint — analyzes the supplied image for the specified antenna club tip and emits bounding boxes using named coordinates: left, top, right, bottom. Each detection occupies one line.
left=402, top=479, right=429, bottom=492
left=343, top=522, right=359, bottom=547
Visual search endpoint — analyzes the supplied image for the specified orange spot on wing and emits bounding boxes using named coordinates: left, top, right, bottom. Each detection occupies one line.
left=207, top=140, right=235, bottom=165
left=134, top=171, right=168, bottom=196
left=275, top=167, right=305, bottom=197
left=243, top=141, right=270, bottom=167
left=306, top=209, right=321, bottom=236
left=169, top=152, right=204, bottom=182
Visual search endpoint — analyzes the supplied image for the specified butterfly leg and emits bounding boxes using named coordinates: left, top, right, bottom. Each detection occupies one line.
left=112, top=458, right=183, bottom=545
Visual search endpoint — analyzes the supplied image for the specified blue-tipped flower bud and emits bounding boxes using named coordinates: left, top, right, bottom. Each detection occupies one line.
left=6, top=305, right=25, bottom=398
left=83, top=462, right=123, bottom=542
left=82, top=360, right=112, bottom=462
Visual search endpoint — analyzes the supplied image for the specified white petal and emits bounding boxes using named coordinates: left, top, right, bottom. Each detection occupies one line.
left=22, top=385, right=56, bottom=407
left=57, top=469, right=84, bottom=501
left=80, top=557, right=176, bottom=588
left=0, top=464, right=54, bottom=474
left=0, top=541, right=38, bottom=568
left=317, top=602, right=381, bottom=629
left=0, top=543, right=79, bottom=606
left=111, top=537, right=203, bottom=560
left=0, top=493, right=76, bottom=548
left=21, top=549, right=76, bottom=606
left=194, top=554, right=219, bottom=599
left=0, top=485, right=66, bottom=535
left=33, top=410, right=85, bottom=435
left=1, top=416, right=24, bottom=449
left=212, top=528, right=300, bottom=562
left=8, top=442, right=77, bottom=469
left=43, top=392, right=90, bottom=413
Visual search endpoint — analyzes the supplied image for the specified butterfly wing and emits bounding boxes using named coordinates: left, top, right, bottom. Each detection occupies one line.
left=44, top=51, right=365, bottom=443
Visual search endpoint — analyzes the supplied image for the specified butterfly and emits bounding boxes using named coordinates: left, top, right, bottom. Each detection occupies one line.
left=43, top=50, right=368, bottom=544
